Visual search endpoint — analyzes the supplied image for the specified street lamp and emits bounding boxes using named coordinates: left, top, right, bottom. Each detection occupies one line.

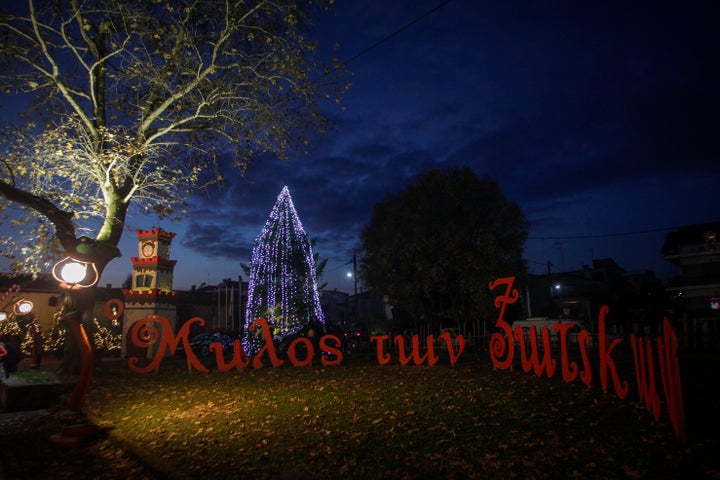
left=50, top=239, right=99, bottom=441
left=8, top=298, right=41, bottom=367
left=13, top=299, right=33, bottom=315
left=51, top=256, right=99, bottom=289
left=51, top=236, right=100, bottom=289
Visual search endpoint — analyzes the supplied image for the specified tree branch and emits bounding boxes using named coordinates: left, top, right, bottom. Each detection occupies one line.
left=0, top=178, right=76, bottom=246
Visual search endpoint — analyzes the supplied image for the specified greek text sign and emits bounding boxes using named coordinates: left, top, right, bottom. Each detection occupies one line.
left=127, top=276, right=686, bottom=441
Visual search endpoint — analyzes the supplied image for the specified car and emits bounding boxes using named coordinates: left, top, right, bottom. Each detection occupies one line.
left=510, top=318, right=593, bottom=349
left=272, top=327, right=308, bottom=357
left=188, top=329, right=242, bottom=357
left=345, top=325, right=371, bottom=352
left=436, top=328, right=461, bottom=350
left=272, top=322, right=349, bottom=360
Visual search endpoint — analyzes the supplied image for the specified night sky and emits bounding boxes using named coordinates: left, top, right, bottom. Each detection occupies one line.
left=10, top=0, right=720, bottom=291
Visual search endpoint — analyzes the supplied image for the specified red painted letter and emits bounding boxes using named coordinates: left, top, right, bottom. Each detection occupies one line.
left=630, top=334, right=661, bottom=421
left=371, top=335, right=391, bottom=365
left=488, top=277, right=519, bottom=370
left=597, top=306, right=629, bottom=399
left=577, top=330, right=593, bottom=385
left=554, top=323, right=579, bottom=383
left=515, top=326, right=556, bottom=378
left=319, top=335, right=343, bottom=366
left=211, top=340, right=250, bottom=372
left=437, top=332, right=465, bottom=367
left=128, top=316, right=208, bottom=373
left=249, top=318, right=285, bottom=369
left=657, top=318, right=686, bottom=442
left=287, top=337, right=314, bottom=367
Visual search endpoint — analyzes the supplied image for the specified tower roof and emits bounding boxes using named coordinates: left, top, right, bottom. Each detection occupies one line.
left=136, top=227, right=176, bottom=240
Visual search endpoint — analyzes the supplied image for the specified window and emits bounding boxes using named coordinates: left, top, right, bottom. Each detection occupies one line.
left=135, top=274, right=153, bottom=288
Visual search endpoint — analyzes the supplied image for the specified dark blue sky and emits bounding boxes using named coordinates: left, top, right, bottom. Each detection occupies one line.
left=64, top=0, right=720, bottom=290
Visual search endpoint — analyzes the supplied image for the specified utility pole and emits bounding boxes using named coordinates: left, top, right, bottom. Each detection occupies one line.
left=353, top=254, right=358, bottom=323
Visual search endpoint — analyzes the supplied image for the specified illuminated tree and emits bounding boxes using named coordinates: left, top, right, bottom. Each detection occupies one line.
left=243, top=186, right=324, bottom=356
left=0, top=0, right=345, bottom=277
left=0, top=1, right=344, bottom=369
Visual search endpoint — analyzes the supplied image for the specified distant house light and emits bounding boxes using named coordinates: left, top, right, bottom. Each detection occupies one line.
left=14, top=300, right=33, bottom=315
left=711, top=298, right=720, bottom=310
left=705, top=231, right=717, bottom=251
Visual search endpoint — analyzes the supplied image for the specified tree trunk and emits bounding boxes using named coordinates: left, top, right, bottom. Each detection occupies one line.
left=58, top=287, right=98, bottom=374
left=57, top=245, right=121, bottom=373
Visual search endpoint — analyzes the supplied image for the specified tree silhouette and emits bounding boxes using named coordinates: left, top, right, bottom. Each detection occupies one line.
left=361, top=167, right=529, bottom=334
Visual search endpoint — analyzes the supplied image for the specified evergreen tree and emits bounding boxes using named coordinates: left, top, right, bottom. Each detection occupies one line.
left=243, top=186, right=325, bottom=356
left=361, top=167, right=529, bottom=334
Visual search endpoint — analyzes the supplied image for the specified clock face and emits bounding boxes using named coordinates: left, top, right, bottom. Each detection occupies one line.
left=141, top=242, right=155, bottom=258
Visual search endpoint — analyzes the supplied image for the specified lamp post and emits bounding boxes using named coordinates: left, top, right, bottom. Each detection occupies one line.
left=50, top=239, right=100, bottom=442
left=51, top=257, right=100, bottom=290
left=13, top=299, right=33, bottom=315
left=11, top=299, right=41, bottom=367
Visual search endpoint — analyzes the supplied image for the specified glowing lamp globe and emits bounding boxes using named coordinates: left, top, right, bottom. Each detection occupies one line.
left=61, top=262, right=87, bottom=283
left=52, top=237, right=100, bottom=289
left=52, top=257, right=99, bottom=289
left=14, top=300, right=33, bottom=315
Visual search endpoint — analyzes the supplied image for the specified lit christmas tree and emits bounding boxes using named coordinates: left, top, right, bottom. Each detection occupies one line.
left=242, top=186, right=325, bottom=356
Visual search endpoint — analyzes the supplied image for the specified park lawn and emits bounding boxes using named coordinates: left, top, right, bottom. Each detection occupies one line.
left=85, top=352, right=717, bottom=479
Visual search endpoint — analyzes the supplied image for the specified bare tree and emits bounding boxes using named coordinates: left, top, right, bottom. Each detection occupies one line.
left=0, top=0, right=345, bottom=277
left=0, top=0, right=345, bottom=372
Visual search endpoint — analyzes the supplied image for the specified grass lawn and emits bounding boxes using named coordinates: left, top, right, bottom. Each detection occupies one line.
left=80, top=349, right=719, bottom=480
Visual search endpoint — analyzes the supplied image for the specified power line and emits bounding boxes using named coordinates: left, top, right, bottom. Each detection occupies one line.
left=341, top=0, right=455, bottom=66
left=527, top=226, right=678, bottom=241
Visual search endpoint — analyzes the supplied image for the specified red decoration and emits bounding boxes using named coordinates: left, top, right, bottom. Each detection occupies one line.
left=436, top=331, right=465, bottom=367
left=318, top=336, right=343, bottom=366
left=371, top=335, right=392, bottom=365
left=631, top=334, right=661, bottom=420
left=129, top=257, right=177, bottom=267
left=135, top=227, right=176, bottom=240
left=103, top=298, right=124, bottom=320
left=488, top=276, right=519, bottom=370
left=128, top=316, right=207, bottom=373
left=597, top=306, right=629, bottom=399
left=66, top=311, right=94, bottom=411
left=121, top=275, right=687, bottom=444
left=657, top=318, right=686, bottom=442
left=394, top=335, right=439, bottom=366
left=515, top=325, right=557, bottom=377
left=287, top=337, right=313, bottom=367
left=248, top=318, right=285, bottom=369
left=211, top=340, right=250, bottom=372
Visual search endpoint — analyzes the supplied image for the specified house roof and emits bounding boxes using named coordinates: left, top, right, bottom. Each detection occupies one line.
left=662, top=221, right=720, bottom=256
left=0, top=273, right=58, bottom=291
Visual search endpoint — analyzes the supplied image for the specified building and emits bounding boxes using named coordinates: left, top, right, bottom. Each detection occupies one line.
left=522, top=258, right=665, bottom=339
left=122, top=228, right=179, bottom=357
left=0, top=274, right=125, bottom=335
left=664, top=221, right=720, bottom=349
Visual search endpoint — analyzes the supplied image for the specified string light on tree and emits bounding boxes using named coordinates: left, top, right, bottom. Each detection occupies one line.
left=243, top=186, right=325, bottom=356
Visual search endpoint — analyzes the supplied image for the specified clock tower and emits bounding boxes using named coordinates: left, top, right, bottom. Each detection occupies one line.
left=121, top=227, right=179, bottom=358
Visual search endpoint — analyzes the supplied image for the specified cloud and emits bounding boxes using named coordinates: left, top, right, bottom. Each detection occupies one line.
left=167, top=0, right=719, bottom=287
